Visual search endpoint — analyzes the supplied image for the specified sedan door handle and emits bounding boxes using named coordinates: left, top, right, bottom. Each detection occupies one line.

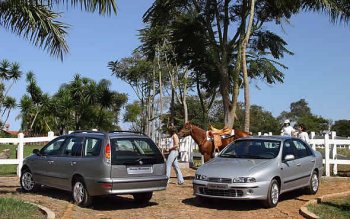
left=311, top=159, right=315, bottom=163
left=70, top=161, right=77, bottom=166
left=296, top=163, right=301, bottom=166
left=48, top=161, right=54, bottom=164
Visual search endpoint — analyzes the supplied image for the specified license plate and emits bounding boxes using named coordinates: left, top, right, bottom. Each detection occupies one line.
left=127, top=166, right=153, bottom=174
left=208, top=183, right=228, bottom=190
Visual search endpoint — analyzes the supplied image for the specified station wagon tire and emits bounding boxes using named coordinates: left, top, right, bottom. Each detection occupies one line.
left=263, top=179, right=279, bottom=208
left=133, top=192, right=153, bottom=204
left=72, top=179, right=92, bottom=207
left=306, top=171, right=319, bottom=195
left=20, top=169, right=40, bottom=192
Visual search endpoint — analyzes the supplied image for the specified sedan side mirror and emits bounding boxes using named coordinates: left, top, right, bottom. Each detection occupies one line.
left=33, top=149, right=41, bottom=156
left=284, top=154, right=295, bottom=161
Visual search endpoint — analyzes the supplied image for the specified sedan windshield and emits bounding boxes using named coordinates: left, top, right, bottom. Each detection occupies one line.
left=220, top=139, right=281, bottom=159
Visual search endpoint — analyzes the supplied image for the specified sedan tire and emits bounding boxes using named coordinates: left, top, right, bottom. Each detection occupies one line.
left=263, top=179, right=279, bottom=208
left=72, top=178, right=92, bottom=207
left=20, top=169, right=40, bottom=192
left=306, top=171, right=319, bottom=195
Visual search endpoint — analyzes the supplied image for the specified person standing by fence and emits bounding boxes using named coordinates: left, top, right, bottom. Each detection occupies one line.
left=297, top=124, right=310, bottom=144
left=166, top=127, right=184, bottom=185
left=281, top=119, right=296, bottom=136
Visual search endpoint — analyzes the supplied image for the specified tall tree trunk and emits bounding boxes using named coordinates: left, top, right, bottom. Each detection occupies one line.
left=219, top=66, right=234, bottom=128
left=242, top=0, right=255, bottom=132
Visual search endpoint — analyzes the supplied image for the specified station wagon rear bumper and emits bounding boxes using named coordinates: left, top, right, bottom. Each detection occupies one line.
left=86, top=175, right=168, bottom=196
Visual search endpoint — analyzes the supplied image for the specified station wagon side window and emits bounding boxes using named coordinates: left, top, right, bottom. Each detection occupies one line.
left=83, top=138, right=102, bottom=157
left=62, top=137, right=84, bottom=157
left=40, top=137, right=66, bottom=156
left=292, top=139, right=313, bottom=159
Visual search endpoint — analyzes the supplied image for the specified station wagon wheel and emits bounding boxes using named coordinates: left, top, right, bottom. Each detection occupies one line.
left=20, top=169, right=40, bottom=192
left=73, top=179, right=92, bottom=207
left=133, top=192, right=153, bottom=204
left=306, top=171, right=319, bottom=195
left=263, top=179, right=279, bottom=208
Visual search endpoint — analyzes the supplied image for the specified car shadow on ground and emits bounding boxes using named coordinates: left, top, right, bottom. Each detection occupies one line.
left=16, top=186, right=72, bottom=202
left=13, top=187, right=158, bottom=210
left=182, top=188, right=310, bottom=211
left=90, top=196, right=158, bottom=211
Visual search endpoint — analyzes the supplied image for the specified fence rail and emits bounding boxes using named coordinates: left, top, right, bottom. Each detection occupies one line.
left=0, top=132, right=56, bottom=176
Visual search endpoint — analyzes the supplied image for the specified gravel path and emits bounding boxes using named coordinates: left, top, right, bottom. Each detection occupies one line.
left=0, top=169, right=349, bottom=219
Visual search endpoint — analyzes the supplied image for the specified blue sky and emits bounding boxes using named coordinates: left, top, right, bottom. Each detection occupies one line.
left=1, top=1, right=349, bottom=130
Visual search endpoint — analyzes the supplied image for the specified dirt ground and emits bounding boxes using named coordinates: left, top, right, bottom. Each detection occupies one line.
left=0, top=168, right=349, bottom=219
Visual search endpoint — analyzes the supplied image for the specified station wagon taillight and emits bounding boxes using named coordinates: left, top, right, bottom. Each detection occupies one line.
left=105, top=144, right=111, bottom=162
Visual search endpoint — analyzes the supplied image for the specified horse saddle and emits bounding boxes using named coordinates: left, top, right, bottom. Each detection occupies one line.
left=208, top=125, right=235, bottom=150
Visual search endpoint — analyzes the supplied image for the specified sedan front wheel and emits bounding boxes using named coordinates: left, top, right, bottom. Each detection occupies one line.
left=263, top=179, right=279, bottom=208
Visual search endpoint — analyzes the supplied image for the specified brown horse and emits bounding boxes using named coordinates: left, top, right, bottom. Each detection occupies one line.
left=178, top=122, right=251, bottom=162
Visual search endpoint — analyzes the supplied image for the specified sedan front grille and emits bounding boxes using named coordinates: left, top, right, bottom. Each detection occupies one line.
left=199, top=187, right=244, bottom=197
left=208, top=177, right=232, bottom=184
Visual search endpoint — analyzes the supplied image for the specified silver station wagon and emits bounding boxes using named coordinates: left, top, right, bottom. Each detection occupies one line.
left=193, top=136, right=323, bottom=208
left=20, top=131, right=168, bottom=207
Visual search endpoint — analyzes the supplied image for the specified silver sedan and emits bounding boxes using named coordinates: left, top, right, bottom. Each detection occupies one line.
left=193, top=136, right=323, bottom=208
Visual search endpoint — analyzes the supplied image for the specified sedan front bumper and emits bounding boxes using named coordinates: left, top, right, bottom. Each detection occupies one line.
left=193, top=179, right=270, bottom=200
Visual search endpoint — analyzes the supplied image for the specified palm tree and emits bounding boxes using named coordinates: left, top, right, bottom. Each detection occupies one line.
left=1, top=96, right=16, bottom=128
left=0, top=0, right=117, bottom=59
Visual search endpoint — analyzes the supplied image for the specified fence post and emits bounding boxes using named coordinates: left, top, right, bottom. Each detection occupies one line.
left=48, top=131, right=55, bottom=141
left=324, top=134, right=330, bottom=177
left=268, top=132, right=272, bottom=136
left=331, top=131, right=337, bottom=175
left=258, top=132, right=261, bottom=136
left=310, top=132, right=316, bottom=151
left=17, top=133, right=24, bottom=177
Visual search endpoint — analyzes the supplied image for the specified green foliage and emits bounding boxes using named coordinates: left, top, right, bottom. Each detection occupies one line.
left=124, top=101, right=143, bottom=132
left=249, top=105, right=280, bottom=135
left=278, top=99, right=329, bottom=134
left=0, top=198, right=44, bottom=219
left=0, top=59, right=22, bottom=129
left=307, top=197, right=350, bottom=219
left=19, top=73, right=127, bottom=134
left=0, top=0, right=117, bottom=59
left=332, top=120, right=350, bottom=137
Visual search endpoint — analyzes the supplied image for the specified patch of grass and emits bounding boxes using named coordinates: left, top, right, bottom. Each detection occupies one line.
left=0, top=197, right=45, bottom=219
left=0, top=144, right=43, bottom=176
left=316, top=148, right=350, bottom=157
left=307, top=196, right=350, bottom=219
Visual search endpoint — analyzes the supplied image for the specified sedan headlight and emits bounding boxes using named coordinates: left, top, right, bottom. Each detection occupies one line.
left=232, top=177, right=256, bottom=183
left=195, top=174, right=208, bottom=181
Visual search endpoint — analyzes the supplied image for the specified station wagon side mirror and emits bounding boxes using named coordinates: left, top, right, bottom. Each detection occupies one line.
left=33, top=149, right=41, bottom=156
left=284, top=154, right=295, bottom=161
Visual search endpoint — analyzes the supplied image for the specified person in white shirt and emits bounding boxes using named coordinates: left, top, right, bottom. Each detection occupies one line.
left=297, top=123, right=310, bottom=144
left=281, top=119, right=296, bottom=136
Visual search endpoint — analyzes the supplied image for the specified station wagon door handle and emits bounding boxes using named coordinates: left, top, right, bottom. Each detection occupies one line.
left=48, top=161, right=54, bottom=164
left=296, top=163, right=301, bottom=166
left=311, top=159, right=315, bottom=162
left=70, top=161, right=77, bottom=166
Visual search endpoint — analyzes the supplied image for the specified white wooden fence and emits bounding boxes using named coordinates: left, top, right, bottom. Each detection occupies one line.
left=308, top=131, right=350, bottom=177
left=0, top=132, right=56, bottom=176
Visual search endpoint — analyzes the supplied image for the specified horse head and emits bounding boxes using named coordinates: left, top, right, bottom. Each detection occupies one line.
left=178, top=122, right=192, bottom=138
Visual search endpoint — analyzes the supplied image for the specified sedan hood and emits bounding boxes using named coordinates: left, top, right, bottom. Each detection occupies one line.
left=197, top=157, right=274, bottom=177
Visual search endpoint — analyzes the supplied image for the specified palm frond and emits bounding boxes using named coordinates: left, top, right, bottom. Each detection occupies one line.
left=0, top=0, right=69, bottom=59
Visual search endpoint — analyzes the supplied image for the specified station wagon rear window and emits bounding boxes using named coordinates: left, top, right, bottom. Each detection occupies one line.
left=110, top=138, right=164, bottom=165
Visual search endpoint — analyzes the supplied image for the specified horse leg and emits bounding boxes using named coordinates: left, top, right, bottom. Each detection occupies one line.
left=203, top=153, right=211, bottom=162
